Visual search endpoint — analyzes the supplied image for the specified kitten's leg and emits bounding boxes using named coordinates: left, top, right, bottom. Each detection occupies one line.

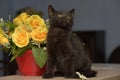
left=63, top=45, right=78, bottom=78
left=54, top=71, right=64, bottom=77
left=54, top=65, right=64, bottom=77
left=43, top=56, right=55, bottom=78
left=64, top=58, right=77, bottom=78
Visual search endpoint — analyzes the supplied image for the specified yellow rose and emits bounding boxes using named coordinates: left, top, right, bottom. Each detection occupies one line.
left=31, top=28, right=47, bottom=42
left=17, top=25, right=31, bottom=32
left=0, top=28, right=5, bottom=35
left=27, top=15, right=45, bottom=30
left=38, top=24, right=47, bottom=31
left=12, top=29, right=29, bottom=48
left=13, top=13, right=29, bottom=25
left=0, top=34, right=9, bottom=45
left=20, top=13, right=29, bottom=23
left=16, top=25, right=31, bottom=38
left=13, top=17, right=22, bottom=25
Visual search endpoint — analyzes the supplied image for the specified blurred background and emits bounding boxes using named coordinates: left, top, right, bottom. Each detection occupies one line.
left=0, top=0, right=120, bottom=76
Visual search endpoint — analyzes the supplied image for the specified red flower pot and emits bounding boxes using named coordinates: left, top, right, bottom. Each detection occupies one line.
left=16, top=50, right=46, bottom=76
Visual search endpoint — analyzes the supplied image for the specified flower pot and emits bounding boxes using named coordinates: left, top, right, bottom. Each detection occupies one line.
left=16, top=50, right=46, bottom=76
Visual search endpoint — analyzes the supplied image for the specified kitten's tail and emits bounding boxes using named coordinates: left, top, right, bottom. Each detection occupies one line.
left=80, top=70, right=97, bottom=77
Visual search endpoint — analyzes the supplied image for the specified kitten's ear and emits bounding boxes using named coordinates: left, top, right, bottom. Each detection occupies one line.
left=69, top=9, right=75, bottom=18
left=48, top=5, right=55, bottom=17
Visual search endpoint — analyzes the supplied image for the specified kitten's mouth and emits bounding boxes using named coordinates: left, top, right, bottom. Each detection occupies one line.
left=57, top=22, right=68, bottom=27
left=57, top=19, right=70, bottom=26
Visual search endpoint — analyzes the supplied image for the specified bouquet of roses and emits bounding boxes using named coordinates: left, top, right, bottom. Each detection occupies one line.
left=0, top=12, right=48, bottom=68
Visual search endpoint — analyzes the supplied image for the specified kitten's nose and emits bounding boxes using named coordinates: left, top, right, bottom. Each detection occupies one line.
left=58, top=14, right=63, bottom=18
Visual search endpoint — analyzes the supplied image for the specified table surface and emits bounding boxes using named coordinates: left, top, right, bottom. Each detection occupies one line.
left=0, top=64, right=120, bottom=80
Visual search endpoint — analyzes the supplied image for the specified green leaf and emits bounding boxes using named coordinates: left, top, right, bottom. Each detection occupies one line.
left=5, top=21, right=16, bottom=31
left=10, top=45, right=30, bottom=62
left=10, top=51, right=21, bottom=62
left=32, top=46, right=47, bottom=68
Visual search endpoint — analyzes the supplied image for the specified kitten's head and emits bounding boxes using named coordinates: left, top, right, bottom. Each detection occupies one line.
left=48, top=5, right=75, bottom=29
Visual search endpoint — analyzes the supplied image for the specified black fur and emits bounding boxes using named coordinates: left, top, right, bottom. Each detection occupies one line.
left=43, top=5, right=97, bottom=78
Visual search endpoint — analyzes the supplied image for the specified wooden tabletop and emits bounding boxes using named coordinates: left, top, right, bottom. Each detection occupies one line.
left=0, top=64, right=120, bottom=80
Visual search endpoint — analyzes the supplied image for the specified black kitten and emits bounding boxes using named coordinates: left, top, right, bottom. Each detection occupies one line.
left=43, top=5, right=97, bottom=78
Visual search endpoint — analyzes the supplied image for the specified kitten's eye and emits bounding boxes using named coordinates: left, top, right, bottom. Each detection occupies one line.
left=58, top=14, right=63, bottom=18
left=67, top=16, right=70, bottom=20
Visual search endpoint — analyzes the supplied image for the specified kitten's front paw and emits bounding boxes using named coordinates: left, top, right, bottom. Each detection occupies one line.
left=64, top=73, right=78, bottom=78
left=54, top=71, right=64, bottom=77
left=64, top=73, right=73, bottom=78
left=42, top=73, right=54, bottom=79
